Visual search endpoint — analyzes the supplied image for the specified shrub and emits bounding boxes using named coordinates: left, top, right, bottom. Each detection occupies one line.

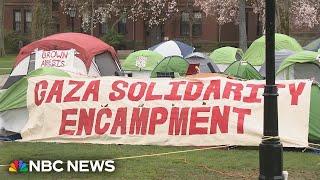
left=4, top=31, right=30, bottom=53
left=100, top=31, right=125, bottom=50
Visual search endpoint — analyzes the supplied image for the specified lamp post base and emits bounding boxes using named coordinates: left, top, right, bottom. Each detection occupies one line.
left=259, top=141, right=284, bottom=180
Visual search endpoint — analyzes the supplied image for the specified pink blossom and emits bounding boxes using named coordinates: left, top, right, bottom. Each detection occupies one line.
left=195, top=0, right=320, bottom=29
left=60, top=0, right=179, bottom=31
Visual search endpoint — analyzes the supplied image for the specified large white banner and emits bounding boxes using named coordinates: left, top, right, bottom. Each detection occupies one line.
left=23, top=76, right=312, bottom=147
left=35, top=49, right=75, bottom=71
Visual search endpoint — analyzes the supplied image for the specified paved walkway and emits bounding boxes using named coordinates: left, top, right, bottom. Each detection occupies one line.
left=0, top=74, right=9, bottom=89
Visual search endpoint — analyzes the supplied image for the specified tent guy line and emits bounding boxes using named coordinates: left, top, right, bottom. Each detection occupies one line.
left=0, top=139, right=318, bottom=168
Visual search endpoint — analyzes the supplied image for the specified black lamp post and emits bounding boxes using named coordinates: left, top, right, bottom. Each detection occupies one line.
left=259, top=0, right=284, bottom=179
left=69, top=5, right=76, bottom=32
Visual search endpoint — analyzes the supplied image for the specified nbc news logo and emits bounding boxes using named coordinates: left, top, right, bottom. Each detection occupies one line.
left=9, top=159, right=115, bottom=173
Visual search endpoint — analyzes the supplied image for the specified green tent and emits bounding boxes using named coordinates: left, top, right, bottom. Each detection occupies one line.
left=309, top=84, right=320, bottom=143
left=274, top=51, right=320, bottom=142
left=243, top=33, right=303, bottom=66
left=150, top=56, right=190, bottom=78
left=276, top=51, right=320, bottom=81
left=0, top=67, right=70, bottom=112
left=209, top=47, right=244, bottom=64
left=223, top=61, right=263, bottom=80
left=122, top=50, right=164, bottom=71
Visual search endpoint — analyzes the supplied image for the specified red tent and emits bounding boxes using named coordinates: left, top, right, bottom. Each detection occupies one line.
left=15, top=32, right=119, bottom=70
left=3, top=33, right=121, bottom=89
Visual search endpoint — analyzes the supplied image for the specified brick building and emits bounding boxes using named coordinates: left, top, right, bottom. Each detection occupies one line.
left=4, top=0, right=33, bottom=38
left=3, top=0, right=319, bottom=51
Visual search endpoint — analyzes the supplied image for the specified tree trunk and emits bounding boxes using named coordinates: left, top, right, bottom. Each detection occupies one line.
left=189, top=13, right=193, bottom=46
left=277, top=0, right=289, bottom=35
left=90, top=0, right=94, bottom=35
left=111, top=13, right=127, bottom=32
left=32, top=0, right=52, bottom=41
left=275, top=1, right=280, bottom=33
left=0, top=0, right=5, bottom=56
left=133, top=18, right=136, bottom=50
left=239, top=0, right=248, bottom=52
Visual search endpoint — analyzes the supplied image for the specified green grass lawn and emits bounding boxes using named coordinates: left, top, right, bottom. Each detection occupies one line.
left=0, top=55, right=16, bottom=75
left=0, top=142, right=319, bottom=179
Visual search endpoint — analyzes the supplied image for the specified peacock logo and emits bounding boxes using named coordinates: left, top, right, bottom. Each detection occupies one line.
left=9, top=160, right=28, bottom=173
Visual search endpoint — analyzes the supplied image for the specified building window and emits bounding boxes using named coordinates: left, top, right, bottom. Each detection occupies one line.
left=52, top=0, right=60, bottom=11
left=13, top=10, right=21, bottom=32
left=257, top=14, right=262, bottom=36
left=118, top=17, right=127, bottom=35
left=180, top=12, right=189, bottom=36
left=100, top=13, right=108, bottom=34
left=180, top=12, right=202, bottom=36
left=100, top=22, right=108, bottom=34
left=24, top=11, right=32, bottom=33
left=193, top=12, right=202, bottom=36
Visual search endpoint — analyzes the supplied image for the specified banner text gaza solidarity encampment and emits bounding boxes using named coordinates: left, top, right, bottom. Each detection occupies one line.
left=31, top=77, right=307, bottom=137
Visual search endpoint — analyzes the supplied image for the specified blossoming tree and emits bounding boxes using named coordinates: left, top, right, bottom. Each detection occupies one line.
left=60, top=0, right=178, bottom=35
left=252, top=0, right=320, bottom=34
left=195, top=0, right=320, bottom=50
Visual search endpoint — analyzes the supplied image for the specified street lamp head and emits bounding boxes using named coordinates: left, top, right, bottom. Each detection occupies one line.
left=69, top=5, right=76, bottom=18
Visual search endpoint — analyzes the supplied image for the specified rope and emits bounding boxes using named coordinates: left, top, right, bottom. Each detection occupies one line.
left=262, top=136, right=280, bottom=141
left=309, top=142, right=320, bottom=147
left=1, top=136, right=317, bottom=167
left=307, top=146, right=320, bottom=151
left=0, top=145, right=229, bottom=168
left=112, top=145, right=228, bottom=161
left=258, top=136, right=320, bottom=151
left=0, top=145, right=261, bottom=179
left=176, top=158, right=258, bottom=179
left=0, top=136, right=318, bottom=179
